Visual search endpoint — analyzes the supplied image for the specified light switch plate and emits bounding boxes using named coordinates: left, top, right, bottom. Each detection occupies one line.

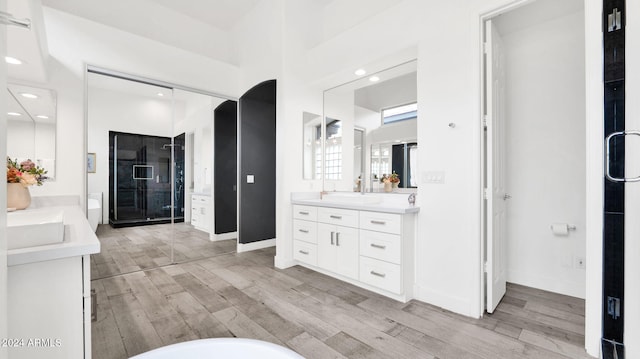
left=247, top=175, right=255, bottom=184
left=422, top=171, right=445, bottom=184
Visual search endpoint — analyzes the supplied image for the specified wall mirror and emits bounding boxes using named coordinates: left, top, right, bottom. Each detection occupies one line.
left=322, top=60, right=417, bottom=192
left=87, top=69, right=235, bottom=279
left=6, top=84, right=57, bottom=179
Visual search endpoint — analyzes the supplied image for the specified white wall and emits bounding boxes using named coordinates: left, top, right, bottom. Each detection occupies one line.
left=500, top=10, right=586, bottom=298
left=6, top=120, right=34, bottom=160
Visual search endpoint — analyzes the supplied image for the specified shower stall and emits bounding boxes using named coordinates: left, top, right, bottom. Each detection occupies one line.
left=109, top=131, right=185, bottom=227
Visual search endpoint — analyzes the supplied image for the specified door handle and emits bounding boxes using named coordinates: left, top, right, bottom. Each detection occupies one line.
left=503, top=194, right=511, bottom=200
left=336, top=232, right=340, bottom=246
left=330, top=231, right=334, bottom=245
left=606, top=131, right=640, bottom=182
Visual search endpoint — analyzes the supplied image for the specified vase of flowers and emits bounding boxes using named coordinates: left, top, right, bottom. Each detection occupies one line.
left=381, top=174, right=393, bottom=193
left=6, top=157, right=47, bottom=210
left=389, top=171, right=400, bottom=190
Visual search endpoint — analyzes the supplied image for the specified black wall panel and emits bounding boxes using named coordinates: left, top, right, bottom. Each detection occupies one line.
left=214, top=100, right=238, bottom=235
left=238, top=80, right=276, bottom=244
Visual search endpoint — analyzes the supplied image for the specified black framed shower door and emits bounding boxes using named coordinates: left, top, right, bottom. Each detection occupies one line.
left=109, top=131, right=185, bottom=227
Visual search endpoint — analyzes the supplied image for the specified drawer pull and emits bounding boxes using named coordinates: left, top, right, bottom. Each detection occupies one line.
left=298, top=250, right=309, bottom=255
left=299, top=211, right=310, bottom=215
left=298, top=229, right=309, bottom=233
left=370, top=243, right=386, bottom=249
left=330, top=215, right=342, bottom=219
left=370, top=271, right=386, bottom=278
left=371, top=220, right=386, bottom=225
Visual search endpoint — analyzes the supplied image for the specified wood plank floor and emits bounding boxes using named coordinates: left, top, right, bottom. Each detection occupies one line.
left=91, top=224, right=594, bottom=359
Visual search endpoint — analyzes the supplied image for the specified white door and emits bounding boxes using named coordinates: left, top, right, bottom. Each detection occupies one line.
left=485, top=19, right=507, bottom=313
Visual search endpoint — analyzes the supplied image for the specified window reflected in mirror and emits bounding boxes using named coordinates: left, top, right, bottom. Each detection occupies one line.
left=302, top=112, right=321, bottom=180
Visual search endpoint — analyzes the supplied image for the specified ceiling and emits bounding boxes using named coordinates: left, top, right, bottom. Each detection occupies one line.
left=41, top=0, right=261, bottom=32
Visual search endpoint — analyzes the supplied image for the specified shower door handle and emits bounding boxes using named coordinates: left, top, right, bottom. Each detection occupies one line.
left=605, top=131, right=640, bottom=182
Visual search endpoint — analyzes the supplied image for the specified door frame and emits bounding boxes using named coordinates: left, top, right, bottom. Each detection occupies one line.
left=478, top=0, right=601, bottom=356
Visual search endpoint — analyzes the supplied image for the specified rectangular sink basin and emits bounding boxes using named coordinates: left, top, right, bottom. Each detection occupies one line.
left=7, top=209, right=65, bottom=250
left=322, top=193, right=381, bottom=204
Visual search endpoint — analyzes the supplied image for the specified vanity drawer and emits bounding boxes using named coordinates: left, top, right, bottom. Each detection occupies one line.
left=359, top=256, right=402, bottom=294
left=293, top=219, right=317, bottom=244
left=317, top=207, right=359, bottom=228
left=293, top=240, right=317, bottom=266
left=359, top=230, right=401, bottom=264
left=359, top=211, right=401, bottom=234
left=293, top=205, right=317, bottom=221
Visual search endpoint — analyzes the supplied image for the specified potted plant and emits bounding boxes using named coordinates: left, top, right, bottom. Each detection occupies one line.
left=389, top=171, right=400, bottom=189
left=6, top=157, right=48, bottom=210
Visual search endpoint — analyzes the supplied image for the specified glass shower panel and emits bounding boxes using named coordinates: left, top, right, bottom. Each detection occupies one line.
left=109, top=131, right=182, bottom=226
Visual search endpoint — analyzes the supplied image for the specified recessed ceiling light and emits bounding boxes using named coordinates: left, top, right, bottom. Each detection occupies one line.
left=5, top=56, right=22, bottom=65
left=355, top=69, right=366, bottom=76
left=36, top=115, right=49, bottom=119
left=20, top=93, right=38, bottom=99
left=369, top=76, right=380, bottom=82
left=7, top=112, right=22, bottom=116
left=157, top=92, right=164, bottom=97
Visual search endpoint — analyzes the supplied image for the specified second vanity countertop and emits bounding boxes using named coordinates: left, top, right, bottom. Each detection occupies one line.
left=291, top=192, right=419, bottom=214
left=8, top=204, right=101, bottom=267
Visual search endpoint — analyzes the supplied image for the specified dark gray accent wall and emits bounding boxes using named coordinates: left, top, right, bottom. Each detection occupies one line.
left=214, top=100, right=238, bottom=235
left=238, top=80, right=276, bottom=244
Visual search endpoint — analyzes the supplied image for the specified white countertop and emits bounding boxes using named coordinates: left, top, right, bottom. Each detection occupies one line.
left=291, top=192, right=419, bottom=214
left=8, top=205, right=101, bottom=266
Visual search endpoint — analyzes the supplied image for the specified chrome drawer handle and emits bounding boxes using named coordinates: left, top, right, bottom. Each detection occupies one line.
left=330, top=215, right=342, bottom=219
left=370, top=271, right=386, bottom=278
left=298, top=250, right=309, bottom=255
left=370, top=243, right=386, bottom=249
left=299, top=211, right=309, bottom=215
left=298, top=229, right=309, bottom=233
left=371, top=220, right=386, bottom=225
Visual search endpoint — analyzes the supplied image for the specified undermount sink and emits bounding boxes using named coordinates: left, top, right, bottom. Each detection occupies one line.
left=321, top=192, right=381, bottom=204
left=7, top=209, right=65, bottom=250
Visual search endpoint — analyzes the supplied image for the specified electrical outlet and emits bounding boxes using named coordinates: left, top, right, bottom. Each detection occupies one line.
left=574, top=256, right=586, bottom=269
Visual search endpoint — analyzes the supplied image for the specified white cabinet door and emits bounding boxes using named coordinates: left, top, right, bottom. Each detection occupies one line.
left=334, top=226, right=359, bottom=280
left=317, top=223, right=336, bottom=271
left=317, top=223, right=358, bottom=280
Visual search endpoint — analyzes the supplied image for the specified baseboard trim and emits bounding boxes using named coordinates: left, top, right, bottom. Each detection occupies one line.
left=414, top=284, right=477, bottom=318
left=274, top=256, right=295, bottom=269
left=211, top=231, right=238, bottom=242
left=237, top=238, right=276, bottom=253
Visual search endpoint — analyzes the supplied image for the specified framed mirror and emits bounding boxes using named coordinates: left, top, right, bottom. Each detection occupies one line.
left=322, top=60, right=417, bottom=192
left=6, top=84, right=57, bottom=179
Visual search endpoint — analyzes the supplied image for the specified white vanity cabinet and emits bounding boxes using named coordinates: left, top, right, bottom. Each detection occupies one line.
left=6, top=203, right=100, bottom=359
left=191, top=194, right=211, bottom=232
left=291, top=201, right=416, bottom=302
left=8, top=255, right=91, bottom=359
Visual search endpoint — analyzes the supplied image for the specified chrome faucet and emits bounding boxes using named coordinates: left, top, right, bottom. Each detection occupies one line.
left=408, top=193, right=417, bottom=205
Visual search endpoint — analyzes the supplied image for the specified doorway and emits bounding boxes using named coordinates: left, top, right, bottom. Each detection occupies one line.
left=481, top=0, right=586, bottom=315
